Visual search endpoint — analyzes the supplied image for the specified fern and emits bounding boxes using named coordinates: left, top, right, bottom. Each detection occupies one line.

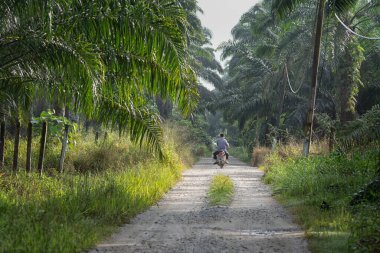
left=339, top=104, right=380, bottom=147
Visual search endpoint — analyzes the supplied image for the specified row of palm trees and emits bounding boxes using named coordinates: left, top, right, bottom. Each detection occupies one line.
left=0, top=0, right=221, bottom=171
left=212, top=0, right=380, bottom=152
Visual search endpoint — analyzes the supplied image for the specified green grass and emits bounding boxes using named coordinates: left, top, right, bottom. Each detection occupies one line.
left=229, top=146, right=251, bottom=163
left=262, top=146, right=380, bottom=253
left=0, top=125, right=199, bottom=253
left=208, top=174, right=234, bottom=206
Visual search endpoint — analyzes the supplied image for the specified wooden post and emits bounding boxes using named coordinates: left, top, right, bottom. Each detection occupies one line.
left=38, top=121, right=47, bottom=174
left=59, top=124, right=69, bottom=173
left=329, top=129, right=335, bottom=153
left=0, top=119, right=5, bottom=168
left=26, top=121, right=33, bottom=172
left=95, top=131, right=99, bottom=144
left=12, top=120, right=21, bottom=172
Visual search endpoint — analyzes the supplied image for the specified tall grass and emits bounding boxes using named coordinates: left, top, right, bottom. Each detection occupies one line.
left=262, top=144, right=379, bottom=253
left=208, top=174, right=234, bottom=206
left=0, top=125, right=198, bottom=253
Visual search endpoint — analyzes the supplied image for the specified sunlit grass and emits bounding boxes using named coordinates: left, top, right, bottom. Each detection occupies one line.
left=208, top=174, right=234, bottom=206
left=0, top=125, right=197, bottom=253
left=262, top=145, right=379, bottom=253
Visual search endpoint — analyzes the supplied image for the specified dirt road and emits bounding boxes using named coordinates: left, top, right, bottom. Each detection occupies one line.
left=89, top=157, right=309, bottom=253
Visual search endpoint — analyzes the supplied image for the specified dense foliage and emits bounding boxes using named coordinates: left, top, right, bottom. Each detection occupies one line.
left=0, top=0, right=222, bottom=156
left=212, top=0, right=380, bottom=149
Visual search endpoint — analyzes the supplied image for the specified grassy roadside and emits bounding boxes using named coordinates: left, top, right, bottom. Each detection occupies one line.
left=208, top=174, right=234, bottom=206
left=261, top=144, right=380, bottom=253
left=0, top=126, right=197, bottom=253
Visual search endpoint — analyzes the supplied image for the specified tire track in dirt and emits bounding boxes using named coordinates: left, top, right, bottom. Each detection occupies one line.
left=89, top=157, right=309, bottom=253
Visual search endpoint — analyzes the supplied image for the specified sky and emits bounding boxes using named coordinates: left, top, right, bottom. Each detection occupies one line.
left=196, top=0, right=260, bottom=89
left=197, top=0, right=260, bottom=59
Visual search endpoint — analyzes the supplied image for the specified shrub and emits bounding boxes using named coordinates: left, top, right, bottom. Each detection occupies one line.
left=229, top=146, right=251, bottom=163
left=251, top=146, right=271, bottom=166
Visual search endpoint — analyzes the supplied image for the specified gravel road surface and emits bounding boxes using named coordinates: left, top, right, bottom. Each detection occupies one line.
left=89, top=157, right=309, bottom=253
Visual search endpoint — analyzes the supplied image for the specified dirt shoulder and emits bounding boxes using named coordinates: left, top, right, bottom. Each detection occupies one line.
left=89, top=157, right=309, bottom=253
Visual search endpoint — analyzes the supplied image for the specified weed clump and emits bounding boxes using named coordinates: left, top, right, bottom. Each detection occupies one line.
left=251, top=146, right=271, bottom=167
left=208, top=174, right=234, bottom=206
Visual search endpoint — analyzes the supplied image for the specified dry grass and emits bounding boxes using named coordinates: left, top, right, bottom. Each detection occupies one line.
left=251, top=146, right=271, bottom=167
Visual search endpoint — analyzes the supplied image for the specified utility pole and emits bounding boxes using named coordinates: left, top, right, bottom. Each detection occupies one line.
left=303, top=0, right=325, bottom=156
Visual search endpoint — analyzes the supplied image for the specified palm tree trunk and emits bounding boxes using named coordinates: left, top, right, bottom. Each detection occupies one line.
left=38, top=121, right=47, bottom=174
left=13, top=120, right=21, bottom=172
left=59, top=124, right=69, bottom=173
left=0, top=118, right=5, bottom=168
left=26, top=121, right=33, bottom=172
left=303, top=0, right=325, bottom=156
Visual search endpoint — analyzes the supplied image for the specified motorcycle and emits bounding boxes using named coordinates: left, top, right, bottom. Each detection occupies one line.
left=215, top=150, right=227, bottom=168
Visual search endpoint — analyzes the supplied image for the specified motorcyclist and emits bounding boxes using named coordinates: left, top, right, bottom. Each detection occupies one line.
left=213, top=133, right=229, bottom=164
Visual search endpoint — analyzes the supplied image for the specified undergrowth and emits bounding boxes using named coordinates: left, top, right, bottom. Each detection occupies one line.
left=262, top=144, right=380, bottom=253
left=229, top=146, right=251, bottom=163
left=0, top=125, right=198, bottom=253
left=208, top=174, right=234, bottom=206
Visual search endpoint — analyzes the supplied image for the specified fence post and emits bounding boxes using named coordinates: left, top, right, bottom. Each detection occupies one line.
left=26, top=121, right=33, bottom=172
left=95, top=131, right=99, bottom=144
left=38, top=121, right=47, bottom=174
left=12, top=120, right=21, bottom=172
left=59, top=124, right=69, bottom=173
left=0, top=119, right=5, bottom=168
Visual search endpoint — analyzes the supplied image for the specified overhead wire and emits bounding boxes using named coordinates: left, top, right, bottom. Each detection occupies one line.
left=335, top=13, right=380, bottom=40
left=284, top=1, right=320, bottom=94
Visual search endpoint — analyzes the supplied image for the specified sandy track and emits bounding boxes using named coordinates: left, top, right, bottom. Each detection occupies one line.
left=89, top=157, right=309, bottom=253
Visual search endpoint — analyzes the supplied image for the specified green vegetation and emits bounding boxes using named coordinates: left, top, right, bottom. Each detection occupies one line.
left=229, top=146, right=251, bottom=164
left=208, top=174, right=234, bottom=206
left=262, top=145, right=380, bottom=253
left=0, top=125, right=198, bottom=253
left=212, top=0, right=380, bottom=152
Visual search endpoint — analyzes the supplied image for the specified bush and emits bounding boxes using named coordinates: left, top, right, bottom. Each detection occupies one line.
left=251, top=146, right=271, bottom=166
left=262, top=144, right=379, bottom=253
left=229, top=146, right=251, bottom=163
left=193, top=144, right=210, bottom=157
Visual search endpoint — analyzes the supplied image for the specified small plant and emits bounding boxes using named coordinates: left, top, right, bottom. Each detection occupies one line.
left=208, top=174, right=234, bottom=206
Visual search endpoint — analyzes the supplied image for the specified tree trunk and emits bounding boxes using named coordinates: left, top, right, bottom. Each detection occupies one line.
left=103, top=131, right=108, bottom=142
left=38, top=121, right=48, bottom=174
left=13, top=120, right=21, bottom=172
left=156, top=96, right=173, bottom=119
left=26, top=121, right=33, bottom=172
left=95, top=131, right=99, bottom=144
left=59, top=124, right=69, bottom=173
left=329, top=129, right=335, bottom=153
left=0, top=119, right=5, bottom=168
left=303, top=0, right=325, bottom=156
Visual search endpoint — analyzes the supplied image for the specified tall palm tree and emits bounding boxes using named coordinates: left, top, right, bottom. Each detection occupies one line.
left=272, top=0, right=361, bottom=155
left=0, top=0, right=200, bottom=156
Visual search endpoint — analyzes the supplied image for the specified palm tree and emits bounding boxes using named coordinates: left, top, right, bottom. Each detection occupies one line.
left=272, top=0, right=362, bottom=155
left=0, top=0, right=200, bottom=158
